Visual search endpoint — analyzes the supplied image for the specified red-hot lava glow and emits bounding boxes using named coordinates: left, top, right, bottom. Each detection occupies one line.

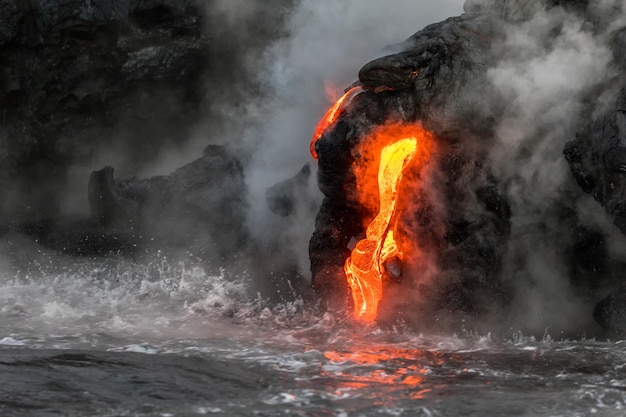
left=309, top=82, right=434, bottom=322
left=345, top=124, right=434, bottom=323
left=310, top=85, right=364, bottom=159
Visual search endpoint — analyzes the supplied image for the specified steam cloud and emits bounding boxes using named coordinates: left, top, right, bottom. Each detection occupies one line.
left=478, top=0, right=626, bottom=334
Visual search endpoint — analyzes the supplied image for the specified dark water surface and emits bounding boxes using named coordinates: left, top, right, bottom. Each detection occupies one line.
left=2, top=329, right=626, bottom=417
left=0, top=253, right=625, bottom=416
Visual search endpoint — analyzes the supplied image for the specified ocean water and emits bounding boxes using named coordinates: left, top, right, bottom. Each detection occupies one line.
left=0, top=245, right=624, bottom=417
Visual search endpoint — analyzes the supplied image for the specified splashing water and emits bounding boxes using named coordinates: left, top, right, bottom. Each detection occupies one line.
left=0, top=244, right=624, bottom=417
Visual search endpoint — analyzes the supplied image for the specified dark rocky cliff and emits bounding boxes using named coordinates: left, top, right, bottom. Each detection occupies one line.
left=1, top=1, right=207, bottom=222
left=0, top=0, right=291, bottom=262
left=4, top=0, right=626, bottom=334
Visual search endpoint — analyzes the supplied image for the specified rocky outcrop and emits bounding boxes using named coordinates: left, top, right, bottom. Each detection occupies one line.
left=565, top=90, right=626, bottom=233
left=265, top=164, right=313, bottom=217
left=594, top=287, right=626, bottom=332
left=563, top=89, right=626, bottom=332
left=88, top=144, right=247, bottom=259
left=0, top=0, right=293, bottom=263
left=5, top=0, right=626, bottom=334
left=309, top=13, right=512, bottom=328
left=307, top=0, right=626, bottom=332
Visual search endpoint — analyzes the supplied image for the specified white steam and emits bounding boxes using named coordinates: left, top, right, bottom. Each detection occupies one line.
left=486, top=2, right=623, bottom=334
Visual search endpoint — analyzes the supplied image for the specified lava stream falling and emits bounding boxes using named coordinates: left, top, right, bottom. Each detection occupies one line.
left=310, top=85, right=364, bottom=159
left=344, top=136, right=418, bottom=323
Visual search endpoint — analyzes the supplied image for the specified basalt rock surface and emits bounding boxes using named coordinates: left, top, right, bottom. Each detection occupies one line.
left=593, top=286, right=626, bottom=333
left=309, top=12, right=512, bottom=329
left=0, top=0, right=292, bottom=229
left=88, top=144, right=247, bottom=259
left=561, top=13, right=626, bottom=330
left=4, top=0, right=626, bottom=333
left=266, top=164, right=313, bottom=217
left=564, top=89, right=626, bottom=332
left=565, top=90, right=626, bottom=234
left=308, top=1, right=626, bottom=332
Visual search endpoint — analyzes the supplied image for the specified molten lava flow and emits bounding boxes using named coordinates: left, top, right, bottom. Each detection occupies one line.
left=310, top=85, right=364, bottom=159
left=345, top=137, right=418, bottom=322
left=340, top=124, right=434, bottom=323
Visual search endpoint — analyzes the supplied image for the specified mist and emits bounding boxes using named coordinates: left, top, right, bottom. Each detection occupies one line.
left=5, top=6, right=626, bottom=415
left=481, top=0, right=626, bottom=334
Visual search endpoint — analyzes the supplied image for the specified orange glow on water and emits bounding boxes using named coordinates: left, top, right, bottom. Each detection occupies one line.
left=322, top=344, right=442, bottom=394
left=310, top=85, right=364, bottom=159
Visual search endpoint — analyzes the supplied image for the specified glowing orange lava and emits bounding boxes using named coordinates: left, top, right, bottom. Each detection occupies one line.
left=345, top=124, right=433, bottom=323
left=310, top=85, right=364, bottom=159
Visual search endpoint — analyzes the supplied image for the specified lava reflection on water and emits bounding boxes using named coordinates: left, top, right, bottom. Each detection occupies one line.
left=321, top=342, right=444, bottom=401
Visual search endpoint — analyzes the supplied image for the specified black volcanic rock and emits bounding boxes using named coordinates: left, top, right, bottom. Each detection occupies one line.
left=88, top=144, right=247, bottom=258
left=0, top=0, right=208, bottom=224
left=564, top=90, right=626, bottom=233
left=309, top=13, right=512, bottom=327
left=89, top=166, right=138, bottom=228
left=266, top=164, right=313, bottom=217
left=594, top=287, right=626, bottom=333
left=356, top=13, right=497, bottom=138
left=5, top=0, right=626, bottom=334
left=563, top=89, right=626, bottom=332
left=0, top=1, right=195, bottom=47
left=0, top=0, right=293, bottom=228
left=301, top=0, right=626, bottom=333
